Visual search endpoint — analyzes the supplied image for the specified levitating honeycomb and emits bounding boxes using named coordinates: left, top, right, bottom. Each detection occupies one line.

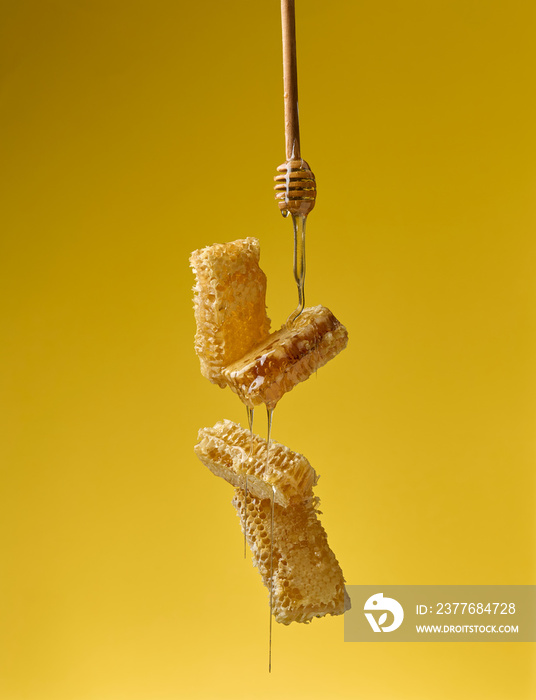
left=191, top=237, right=351, bottom=624
left=194, top=419, right=317, bottom=507
left=189, top=237, right=271, bottom=387
left=223, top=305, right=348, bottom=409
left=232, top=489, right=350, bottom=625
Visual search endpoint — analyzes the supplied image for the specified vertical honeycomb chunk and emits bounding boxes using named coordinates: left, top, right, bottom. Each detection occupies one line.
left=190, top=238, right=271, bottom=387
left=233, top=489, right=351, bottom=624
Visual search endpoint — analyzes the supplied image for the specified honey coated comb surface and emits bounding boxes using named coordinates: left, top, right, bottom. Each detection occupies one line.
left=223, top=305, right=348, bottom=409
left=233, top=489, right=351, bottom=624
left=194, top=419, right=317, bottom=507
left=190, top=238, right=271, bottom=387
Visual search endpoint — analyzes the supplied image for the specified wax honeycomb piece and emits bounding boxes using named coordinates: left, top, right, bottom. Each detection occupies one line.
left=222, top=305, right=348, bottom=409
left=190, top=237, right=271, bottom=387
left=233, top=489, right=351, bottom=624
left=194, top=419, right=317, bottom=507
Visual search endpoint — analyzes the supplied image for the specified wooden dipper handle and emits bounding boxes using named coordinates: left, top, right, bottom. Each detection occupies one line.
left=275, top=0, right=316, bottom=216
left=282, top=0, right=300, bottom=161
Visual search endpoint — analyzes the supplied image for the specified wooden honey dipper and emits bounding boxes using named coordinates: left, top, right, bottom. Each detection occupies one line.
left=274, top=0, right=316, bottom=216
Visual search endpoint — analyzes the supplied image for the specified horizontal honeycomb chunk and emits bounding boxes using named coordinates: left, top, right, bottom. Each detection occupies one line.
left=233, top=490, right=351, bottom=624
left=194, top=419, right=317, bottom=507
left=223, top=305, right=348, bottom=409
left=190, top=238, right=271, bottom=387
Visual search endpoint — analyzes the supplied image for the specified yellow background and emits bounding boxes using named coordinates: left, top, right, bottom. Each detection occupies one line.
left=1, top=1, right=535, bottom=698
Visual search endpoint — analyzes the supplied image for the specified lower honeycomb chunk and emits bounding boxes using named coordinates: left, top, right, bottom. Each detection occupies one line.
left=233, top=489, right=351, bottom=624
left=194, top=419, right=317, bottom=507
left=222, top=305, right=348, bottom=409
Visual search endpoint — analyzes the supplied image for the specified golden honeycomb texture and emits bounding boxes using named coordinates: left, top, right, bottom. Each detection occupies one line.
left=189, top=237, right=271, bottom=387
left=191, top=238, right=350, bottom=624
